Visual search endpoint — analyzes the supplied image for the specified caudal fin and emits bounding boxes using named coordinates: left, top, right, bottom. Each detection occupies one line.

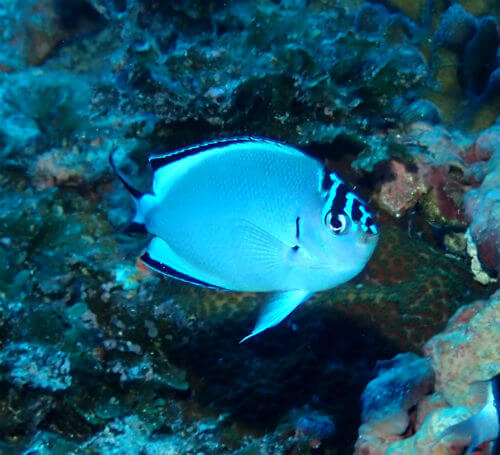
left=109, top=148, right=144, bottom=200
left=109, top=148, right=148, bottom=234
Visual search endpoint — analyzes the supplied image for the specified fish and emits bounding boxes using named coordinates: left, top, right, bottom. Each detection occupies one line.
left=110, top=137, right=379, bottom=342
left=439, top=374, right=500, bottom=455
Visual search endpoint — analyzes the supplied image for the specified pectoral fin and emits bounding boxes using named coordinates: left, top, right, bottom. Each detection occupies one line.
left=232, top=219, right=292, bottom=273
left=240, top=290, right=312, bottom=343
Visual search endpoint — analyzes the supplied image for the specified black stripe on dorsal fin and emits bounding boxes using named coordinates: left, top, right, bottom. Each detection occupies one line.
left=148, top=136, right=279, bottom=172
left=140, top=251, right=226, bottom=290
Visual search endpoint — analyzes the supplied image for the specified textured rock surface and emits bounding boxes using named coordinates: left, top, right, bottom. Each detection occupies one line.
left=354, top=353, right=434, bottom=454
left=355, top=291, right=500, bottom=455
left=464, top=127, right=500, bottom=274
left=360, top=353, right=433, bottom=437
left=0, top=342, right=72, bottom=391
left=424, top=292, right=500, bottom=408
left=1, top=1, right=500, bottom=454
left=435, top=5, right=477, bottom=52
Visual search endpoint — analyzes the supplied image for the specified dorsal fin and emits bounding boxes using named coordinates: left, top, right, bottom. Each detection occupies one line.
left=148, top=136, right=284, bottom=172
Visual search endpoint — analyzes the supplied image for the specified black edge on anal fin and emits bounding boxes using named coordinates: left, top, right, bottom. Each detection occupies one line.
left=140, top=252, right=225, bottom=290
left=148, top=136, right=280, bottom=172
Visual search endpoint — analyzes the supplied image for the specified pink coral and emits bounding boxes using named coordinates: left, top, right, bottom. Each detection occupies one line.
left=463, top=127, right=500, bottom=273
left=355, top=291, right=500, bottom=455
left=32, top=148, right=85, bottom=188
left=373, top=122, right=500, bottom=273
left=375, top=122, right=473, bottom=225
left=374, top=160, right=427, bottom=218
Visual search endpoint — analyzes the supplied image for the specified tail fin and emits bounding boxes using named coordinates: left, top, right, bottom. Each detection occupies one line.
left=109, top=148, right=144, bottom=200
left=109, top=148, right=149, bottom=235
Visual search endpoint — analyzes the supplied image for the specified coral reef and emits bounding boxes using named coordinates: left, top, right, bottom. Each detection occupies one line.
left=360, top=354, right=433, bottom=437
left=373, top=122, right=473, bottom=226
left=463, top=126, right=500, bottom=274
left=0, top=342, right=72, bottom=391
left=1, top=0, right=500, bottom=454
left=354, top=290, right=500, bottom=455
left=0, top=0, right=102, bottom=71
left=369, top=120, right=500, bottom=279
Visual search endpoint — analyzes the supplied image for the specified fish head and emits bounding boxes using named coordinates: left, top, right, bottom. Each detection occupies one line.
left=305, top=172, right=378, bottom=282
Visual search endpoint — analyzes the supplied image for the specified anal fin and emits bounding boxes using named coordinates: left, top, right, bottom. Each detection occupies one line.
left=240, top=289, right=312, bottom=343
left=141, top=237, right=226, bottom=290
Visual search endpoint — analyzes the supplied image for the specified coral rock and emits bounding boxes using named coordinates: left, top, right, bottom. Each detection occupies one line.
left=424, top=291, right=500, bottom=408
left=462, top=16, right=500, bottom=95
left=435, top=5, right=477, bottom=52
left=402, top=99, right=442, bottom=125
left=360, top=353, right=433, bottom=436
left=379, top=122, right=472, bottom=224
left=386, top=407, right=472, bottom=455
left=0, top=342, right=72, bottom=391
left=464, top=126, right=500, bottom=273
left=354, top=354, right=434, bottom=454
left=374, top=160, right=427, bottom=217
left=354, top=290, right=500, bottom=455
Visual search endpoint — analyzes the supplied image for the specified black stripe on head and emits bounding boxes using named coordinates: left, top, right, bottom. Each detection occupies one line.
left=365, top=218, right=378, bottom=235
left=351, top=198, right=363, bottom=223
left=331, top=183, right=348, bottom=216
left=141, top=252, right=225, bottom=290
left=321, top=170, right=333, bottom=193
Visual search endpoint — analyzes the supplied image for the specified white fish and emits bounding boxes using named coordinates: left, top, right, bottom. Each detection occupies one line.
left=110, top=137, right=379, bottom=342
left=439, top=374, right=500, bottom=455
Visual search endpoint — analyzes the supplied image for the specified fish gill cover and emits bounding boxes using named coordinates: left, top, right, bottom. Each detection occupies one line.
left=0, top=0, right=500, bottom=454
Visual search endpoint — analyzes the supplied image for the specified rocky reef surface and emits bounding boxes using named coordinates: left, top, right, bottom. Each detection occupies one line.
left=1, top=0, right=500, bottom=454
left=354, top=290, right=500, bottom=455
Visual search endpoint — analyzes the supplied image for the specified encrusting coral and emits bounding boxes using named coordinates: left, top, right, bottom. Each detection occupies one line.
left=355, top=290, right=500, bottom=455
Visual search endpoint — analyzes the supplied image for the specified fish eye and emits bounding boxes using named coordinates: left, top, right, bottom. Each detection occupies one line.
left=324, top=211, right=350, bottom=235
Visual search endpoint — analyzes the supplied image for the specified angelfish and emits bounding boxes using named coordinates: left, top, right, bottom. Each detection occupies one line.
left=440, top=374, right=500, bottom=455
left=110, top=137, right=379, bottom=342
